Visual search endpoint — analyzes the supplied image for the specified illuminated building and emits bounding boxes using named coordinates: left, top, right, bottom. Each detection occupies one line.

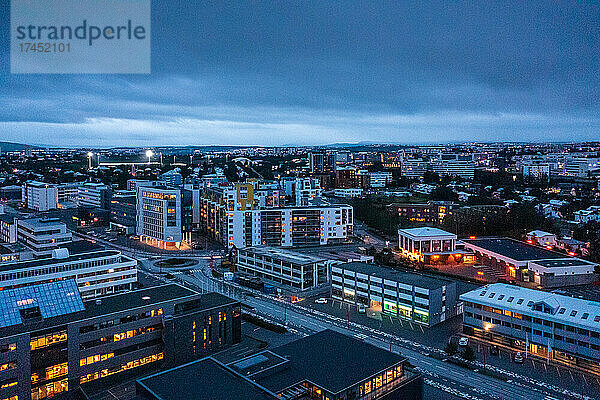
left=0, top=281, right=240, bottom=400
left=21, top=181, right=58, bottom=212
left=0, top=247, right=137, bottom=298
left=398, top=227, right=470, bottom=264
left=462, top=283, right=600, bottom=374
left=463, top=237, right=598, bottom=287
left=331, top=262, right=459, bottom=327
left=136, top=185, right=182, bottom=249
left=137, top=330, right=422, bottom=400
left=236, top=246, right=332, bottom=291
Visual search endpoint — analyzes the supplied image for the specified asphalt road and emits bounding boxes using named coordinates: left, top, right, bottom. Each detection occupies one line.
left=139, top=258, right=594, bottom=400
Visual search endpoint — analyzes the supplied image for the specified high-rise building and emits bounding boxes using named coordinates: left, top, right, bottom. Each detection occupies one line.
left=309, top=152, right=336, bottom=173
left=21, top=181, right=58, bottom=211
left=77, top=182, right=112, bottom=209
left=136, top=185, right=182, bottom=249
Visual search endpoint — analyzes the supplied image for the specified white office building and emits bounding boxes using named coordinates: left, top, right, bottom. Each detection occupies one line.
left=136, top=185, right=182, bottom=249
left=461, top=283, right=600, bottom=373
left=236, top=246, right=332, bottom=290
left=0, top=248, right=137, bottom=298
left=22, top=181, right=58, bottom=211
left=17, top=217, right=73, bottom=256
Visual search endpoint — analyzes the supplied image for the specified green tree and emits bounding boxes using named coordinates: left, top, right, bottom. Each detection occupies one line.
left=462, top=346, right=476, bottom=362
left=444, top=342, right=458, bottom=356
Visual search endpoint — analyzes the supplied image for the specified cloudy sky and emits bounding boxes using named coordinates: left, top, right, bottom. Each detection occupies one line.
left=1, top=1, right=599, bottom=147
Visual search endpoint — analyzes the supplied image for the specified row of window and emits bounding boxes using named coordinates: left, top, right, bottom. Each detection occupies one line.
left=79, top=352, right=163, bottom=384
left=79, top=308, right=162, bottom=333
left=0, top=256, right=122, bottom=282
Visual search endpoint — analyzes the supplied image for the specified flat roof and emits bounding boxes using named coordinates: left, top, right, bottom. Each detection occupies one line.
left=0, top=250, right=122, bottom=272
left=460, top=283, right=600, bottom=332
left=256, top=330, right=406, bottom=394
left=241, top=246, right=326, bottom=265
left=137, top=357, right=278, bottom=400
left=532, top=258, right=597, bottom=268
left=398, top=227, right=456, bottom=238
left=0, top=284, right=233, bottom=338
left=464, top=237, right=565, bottom=262
left=60, top=240, right=104, bottom=255
left=335, top=262, right=454, bottom=290
left=18, top=217, right=64, bottom=228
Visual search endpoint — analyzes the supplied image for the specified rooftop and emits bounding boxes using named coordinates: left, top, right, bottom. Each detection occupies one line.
left=463, top=237, right=565, bottom=262
left=0, top=284, right=230, bottom=338
left=460, top=283, right=600, bottom=332
left=336, top=262, right=454, bottom=290
left=531, top=258, right=597, bottom=268
left=398, top=227, right=456, bottom=238
left=255, top=330, right=406, bottom=394
left=18, top=217, right=65, bottom=229
left=137, top=357, right=278, bottom=400
left=241, top=246, right=326, bottom=265
left=0, top=249, right=122, bottom=272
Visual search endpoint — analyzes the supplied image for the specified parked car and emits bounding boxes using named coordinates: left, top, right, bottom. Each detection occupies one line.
left=489, top=345, right=499, bottom=356
left=358, top=304, right=366, bottom=314
left=458, top=337, right=469, bottom=347
left=513, top=352, right=524, bottom=363
left=315, top=298, right=327, bottom=304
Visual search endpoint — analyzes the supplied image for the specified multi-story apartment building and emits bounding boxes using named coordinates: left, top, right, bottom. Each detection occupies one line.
left=236, top=246, right=332, bottom=290
left=387, top=201, right=455, bottom=226
left=308, top=152, right=336, bottom=174
left=0, top=247, right=137, bottom=298
left=137, top=329, right=423, bottom=400
left=280, top=177, right=322, bottom=206
left=21, top=181, right=58, bottom=211
left=17, top=218, right=73, bottom=256
left=368, top=171, right=393, bottom=187
left=331, top=262, right=458, bottom=326
left=199, top=182, right=353, bottom=249
left=77, top=182, right=112, bottom=209
left=0, top=281, right=241, bottom=400
left=461, top=283, right=600, bottom=373
left=136, top=185, right=182, bottom=249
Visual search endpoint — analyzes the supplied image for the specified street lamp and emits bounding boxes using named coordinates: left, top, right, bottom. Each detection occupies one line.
left=87, top=152, right=94, bottom=169
left=146, top=150, right=153, bottom=164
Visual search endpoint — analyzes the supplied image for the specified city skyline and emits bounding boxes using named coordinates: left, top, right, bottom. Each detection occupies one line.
left=1, top=1, right=599, bottom=147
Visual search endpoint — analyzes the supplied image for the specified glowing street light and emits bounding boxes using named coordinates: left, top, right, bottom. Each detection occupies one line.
left=146, top=150, right=153, bottom=164
left=87, top=152, right=94, bottom=169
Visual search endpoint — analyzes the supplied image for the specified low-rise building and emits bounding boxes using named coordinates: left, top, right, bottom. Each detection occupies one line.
left=526, top=230, right=557, bottom=247
left=574, top=206, right=600, bottom=224
left=331, top=262, right=459, bottom=326
left=461, top=283, right=600, bottom=374
left=0, top=281, right=241, bottom=400
left=17, top=217, right=73, bottom=256
left=388, top=201, right=455, bottom=226
left=463, top=237, right=598, bottom=287
left=137, top=329, right=422, bottom=400
left=236, top=246, right=332, bottom=291
left=333, top=188, right=363, bottom=198
left=0, top=247, right=137, bottom=298
left=398, top=227, right=471, bottom=264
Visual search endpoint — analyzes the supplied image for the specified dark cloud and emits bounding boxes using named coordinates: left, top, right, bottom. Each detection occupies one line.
left=0, top=1, right=599, bottom=146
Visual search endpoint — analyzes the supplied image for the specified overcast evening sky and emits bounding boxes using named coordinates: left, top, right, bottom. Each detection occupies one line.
left=1, top=1, right=599, bottom=147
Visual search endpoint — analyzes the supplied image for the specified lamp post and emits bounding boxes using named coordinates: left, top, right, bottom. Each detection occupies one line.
left=146, top=149, right=153, bottom=164
left=87, top=152, right=93, bottom=170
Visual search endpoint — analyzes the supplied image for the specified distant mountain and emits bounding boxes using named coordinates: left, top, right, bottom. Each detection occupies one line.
left=0, top=141, right=41, bottom=152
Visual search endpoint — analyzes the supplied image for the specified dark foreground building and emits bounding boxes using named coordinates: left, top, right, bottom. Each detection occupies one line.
left=0, top=281, right=240, bottom=400
left=137, top=329, right=422, bottom=400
